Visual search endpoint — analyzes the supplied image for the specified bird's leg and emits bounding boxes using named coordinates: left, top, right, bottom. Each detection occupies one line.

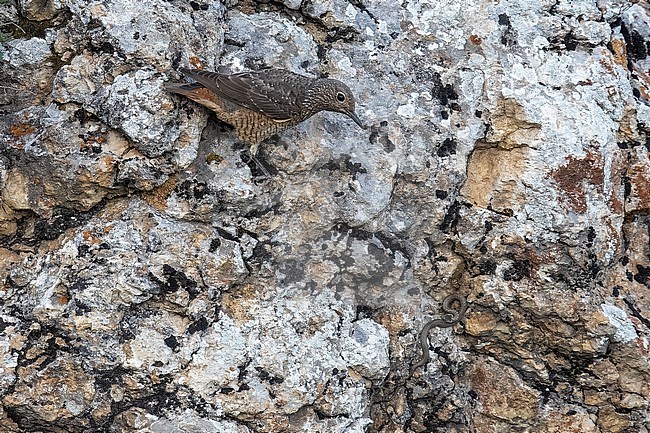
left=247, top=152, right=272, bottom=178
left=240, top=143, right=271, bottom=178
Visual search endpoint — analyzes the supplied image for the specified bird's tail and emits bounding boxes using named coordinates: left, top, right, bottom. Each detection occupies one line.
left=164, top=82, right=204, bottom=96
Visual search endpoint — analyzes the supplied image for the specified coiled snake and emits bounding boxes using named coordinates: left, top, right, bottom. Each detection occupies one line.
left=410, top=294, right=468, bottom=375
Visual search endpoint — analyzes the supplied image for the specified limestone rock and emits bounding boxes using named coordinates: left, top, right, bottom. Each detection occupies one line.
left=1, top=0, right=649, bottom=431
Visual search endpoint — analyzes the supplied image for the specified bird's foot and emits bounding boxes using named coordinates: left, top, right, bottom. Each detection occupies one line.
left=241, top=150, right=274, bottom=180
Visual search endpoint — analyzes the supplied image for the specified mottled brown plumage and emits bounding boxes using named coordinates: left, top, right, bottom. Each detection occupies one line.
left=165, top=68, right=364, bottom=155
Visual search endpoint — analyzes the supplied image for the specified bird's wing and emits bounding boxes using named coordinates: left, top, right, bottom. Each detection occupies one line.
left=179, top=68, right=304, bottom=121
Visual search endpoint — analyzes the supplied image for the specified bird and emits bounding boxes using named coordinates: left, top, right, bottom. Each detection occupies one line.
left=165, top=67, right=365, bottom=156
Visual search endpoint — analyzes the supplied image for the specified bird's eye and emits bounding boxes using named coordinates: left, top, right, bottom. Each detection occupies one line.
left=336, top=92, right=346, bottom=102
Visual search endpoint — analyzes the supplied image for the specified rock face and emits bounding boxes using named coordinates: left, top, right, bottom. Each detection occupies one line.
left=1, top=0, right=649, bottom=432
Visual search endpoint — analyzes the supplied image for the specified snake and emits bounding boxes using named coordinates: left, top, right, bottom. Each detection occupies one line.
left=410, top=294, right=468, bottom=375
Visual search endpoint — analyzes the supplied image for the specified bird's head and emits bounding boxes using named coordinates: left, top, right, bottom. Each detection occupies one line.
left=307, top=79, right=364, bottom=129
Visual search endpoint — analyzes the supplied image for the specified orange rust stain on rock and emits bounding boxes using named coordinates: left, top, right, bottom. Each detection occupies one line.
left=188, top=56, right=204, bottom=69
left=80, top=132, right=105, bottom=150
left=626, top=164, right=650, bottom=213
left=550, top=151, right=604, bottom=213
left=608, top=39, right=627, bottom=68
left=142, top=176, right=177, bottom=211
left=9, top=122, right=35, bottom=138
left=82, top=230, right=101, bottom=244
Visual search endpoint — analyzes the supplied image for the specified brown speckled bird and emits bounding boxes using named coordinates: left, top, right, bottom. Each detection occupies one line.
left=165, top=68, right=364, bottom=155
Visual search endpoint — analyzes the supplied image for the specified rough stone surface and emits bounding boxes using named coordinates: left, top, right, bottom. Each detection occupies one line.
left=1, top=0, right=650, bottom=432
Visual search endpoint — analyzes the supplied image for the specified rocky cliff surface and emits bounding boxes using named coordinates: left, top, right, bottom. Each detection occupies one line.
left=1, top=0, right=649, bottom=432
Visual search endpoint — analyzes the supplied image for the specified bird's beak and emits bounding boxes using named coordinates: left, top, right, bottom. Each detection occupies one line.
left=347, top=111, right=365, bottom=129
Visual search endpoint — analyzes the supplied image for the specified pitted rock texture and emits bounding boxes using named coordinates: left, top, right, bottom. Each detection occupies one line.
left=1, top=0, right=650, bottom=432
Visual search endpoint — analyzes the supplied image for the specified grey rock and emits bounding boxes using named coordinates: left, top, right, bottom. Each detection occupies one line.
left=280, top=0, right=302, bottom=10
left=5, top=37, right=51, bottom=67
left=221, top=11, right=319, bottom=73
left=2, top=0, right=650, bottom=431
